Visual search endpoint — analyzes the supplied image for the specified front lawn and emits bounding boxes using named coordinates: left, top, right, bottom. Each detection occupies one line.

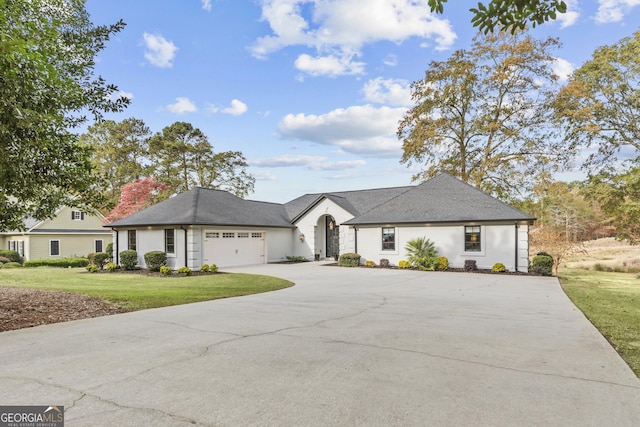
left=0, top=267, right=293, bottom=310
left=559, top=268, right=640, bottom=377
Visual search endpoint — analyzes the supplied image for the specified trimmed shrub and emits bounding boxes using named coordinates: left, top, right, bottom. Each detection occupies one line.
left=379, top=258, right=390, bottom=268
left=177, top=266, right=192, bottom=276
left=1, top=261, right=22, bottom=268
left=0, top=256, right=10, bottom=264
left=436, top=256, right=449, bottom=271
left=531, top=252, right=554, bottom=276
left=105, top=243, right=114, bottom=260
left=338, top=253, right=361, bottom=267
left=87, top=252, right=96, bottom=265
left=106, top=262, right=118, bottom=272
left=94, top=252, right=109, bottom=269
left=464, top=260, right=477, bottom=271
left=398, top=260, right=410, bottom=269
left=120, top=250, right=138, bottom=270
left=160, top=266, right=172, bottom=276
left=200, top=264, right=210, bottom=273
left=492, top=262, right=507, bottom=273
left=364, top=260, right=376, bottom=267
left=144, top=251, right=167, bottom=272
left=286, top=256, right=309, bottom=262
left=0, top=250, right=23, bottom=265
left=24, top=258, right=89, bottom=268
left=209, top=263, right=218, bottom=273
left=86, top=264, right=98, bottom=273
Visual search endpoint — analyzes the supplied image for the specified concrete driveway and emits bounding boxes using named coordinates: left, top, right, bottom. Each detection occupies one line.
left=1, top=263, right=639, bottom=426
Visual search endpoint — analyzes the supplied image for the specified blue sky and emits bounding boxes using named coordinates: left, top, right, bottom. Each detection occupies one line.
left=85, top=0, right=640, bottom=203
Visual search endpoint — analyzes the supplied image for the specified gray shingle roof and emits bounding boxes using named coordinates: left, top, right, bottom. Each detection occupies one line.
left=106, top=187, right=294, bottom=228
left=344, top=173, right=535, bottom=225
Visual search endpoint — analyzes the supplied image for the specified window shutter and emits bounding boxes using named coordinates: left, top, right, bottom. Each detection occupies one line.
left=81, top=212, right=85, bottom=220
left=71, top=211, right=74, bottom=220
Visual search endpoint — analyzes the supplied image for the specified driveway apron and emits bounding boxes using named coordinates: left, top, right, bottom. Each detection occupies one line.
left=0, top=263, right=639, bottom=426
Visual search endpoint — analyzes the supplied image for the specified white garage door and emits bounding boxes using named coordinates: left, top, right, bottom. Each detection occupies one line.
left=202, top=231, right=265, bottom=267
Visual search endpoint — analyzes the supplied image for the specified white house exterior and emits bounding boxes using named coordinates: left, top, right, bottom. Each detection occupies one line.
left=107, top=173, right=535, bottom=272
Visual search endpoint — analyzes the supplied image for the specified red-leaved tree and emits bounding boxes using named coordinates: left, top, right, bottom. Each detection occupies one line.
left=105, top=177, right=170, bottom=223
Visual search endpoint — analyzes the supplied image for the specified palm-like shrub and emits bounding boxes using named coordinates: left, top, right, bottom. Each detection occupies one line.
left=405, top=237, right=438, bottom=271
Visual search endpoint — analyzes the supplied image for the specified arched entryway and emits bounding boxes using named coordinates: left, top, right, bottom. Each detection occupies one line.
left=325, top=215, right=339, bottom=260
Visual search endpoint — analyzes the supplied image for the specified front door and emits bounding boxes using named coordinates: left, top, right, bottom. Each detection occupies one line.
left=326, top=216, right=339, bottom=259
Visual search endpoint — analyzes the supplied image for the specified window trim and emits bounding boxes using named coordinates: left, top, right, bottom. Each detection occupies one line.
left=71, top=210, right=84, bottom=220
left=50, top=240, right=60, bottom=256
left=382, top=227, right=396, bottom=251
left=164, top=229, right=175, bottom=255
left=127, top=230, right=137, bottom=251
left=464, top=225, right=482, bottom=253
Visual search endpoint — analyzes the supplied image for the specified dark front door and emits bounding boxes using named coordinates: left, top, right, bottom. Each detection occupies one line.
left=326, top=216, right=339, bottom=259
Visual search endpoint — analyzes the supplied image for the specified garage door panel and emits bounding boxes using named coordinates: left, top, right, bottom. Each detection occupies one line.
left=203, top=231, right=264, bottom=267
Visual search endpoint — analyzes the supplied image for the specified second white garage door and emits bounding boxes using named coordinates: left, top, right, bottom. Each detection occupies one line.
left=202, top=231, right=265, bottom=267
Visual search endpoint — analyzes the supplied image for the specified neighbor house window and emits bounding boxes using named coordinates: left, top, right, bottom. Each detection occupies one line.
left=382, top=227, right=395, bottom=251
left=165, top=229, right=175, bottom=254
left=50, top=240, right=60, bottom=256
left=17, top=241, right=24, bottom=256
left=95, top=240, right=103, bottom=253
left=128, top=230, right=136, bottom=251
left=71, top=210, right=84, bottom=220
left=8, top=241, right=15, bottom=251
left=465, top=226, right=481, bottom=252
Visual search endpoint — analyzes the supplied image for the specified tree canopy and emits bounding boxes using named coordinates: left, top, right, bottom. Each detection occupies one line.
left=398, top=31, right=572, bottom=198
left=428, top=0, right=567, bottom=33
left=0, top=0, right=128, bottom=231
left=553, top=30, right=640, bottom=172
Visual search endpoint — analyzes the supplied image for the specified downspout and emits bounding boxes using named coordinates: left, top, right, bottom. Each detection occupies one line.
left=180, top=226, right=188, bottom=268
left=514, top=223, right=519, bottom=272
left=354, top=226, right=358, bottom=254
left=112, top=228, right=119, bottom=265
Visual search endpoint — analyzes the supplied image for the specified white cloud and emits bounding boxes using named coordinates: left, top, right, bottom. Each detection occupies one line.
left=142, top=33, right=178, bottom=68
left=294, top=53, right=365, bottom=77
left=595, top=0, right=640, bottom=23
left=166, top=97, right=197, bottom=114
left=362, top=78, right=412, bottom=107
left=201, top=0, right=212, bottom=11
left=208, top=99, right=249, bottom=116
left=551, top=57, right=574, bottom=82
left=383, top=54, right=398, bottom=67
left=278, top=104, right=406, bottom=157
left=251, top=0, right=456, bottom=76
left=251, top=154, right=366, bottom=170
left=557, top=0, right=580, bottom=28
left=252, top=170, right=278, bottom=181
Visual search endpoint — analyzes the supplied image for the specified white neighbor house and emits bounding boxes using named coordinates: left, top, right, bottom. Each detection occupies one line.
left=106, top=173, right=535, bottom=272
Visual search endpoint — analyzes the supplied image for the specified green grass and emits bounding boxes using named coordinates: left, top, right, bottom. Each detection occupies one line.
left=559, top=268, right=640, bottom=377
left=0, top=267, right=293, bottom=310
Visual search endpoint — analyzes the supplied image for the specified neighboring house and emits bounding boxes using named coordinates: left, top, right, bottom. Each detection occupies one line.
left=0, top=207, right=111, bottom=261
left=106, top=173, right=535, bottom=272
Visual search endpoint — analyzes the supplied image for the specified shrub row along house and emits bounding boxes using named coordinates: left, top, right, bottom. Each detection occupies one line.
left=105, top=173, right=535, bottom=272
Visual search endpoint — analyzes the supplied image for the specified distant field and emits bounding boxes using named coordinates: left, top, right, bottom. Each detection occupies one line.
left=562, top=237, right=640, bottom=272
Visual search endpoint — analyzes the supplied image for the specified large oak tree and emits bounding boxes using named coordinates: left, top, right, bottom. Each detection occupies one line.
left=398, top=31, right=572, bottom=198
left=0, top=0, right=128, bottom=231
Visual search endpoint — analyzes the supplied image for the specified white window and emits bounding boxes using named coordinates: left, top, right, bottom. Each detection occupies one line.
left=17, top=241, right=24, bottom=256
left=165, top=229, right=175, bottom=254
left=50, top=240, right=60, bottom=256
left=71, top=210, right=84, bottom=220
left=238, top=232, right=249, bottom=238
left=8, top=241, right=16, bottom=251
left=382, top=227, right=395, bottom=251
left=128, top=230, right=136, bottom=251
left=222, top=232, right=235, bottom=238
left=205, top=232, right=219, bottom=239
left=251, top=232, right=263, bottom=238
left=465, top=226, right=481, bottom=252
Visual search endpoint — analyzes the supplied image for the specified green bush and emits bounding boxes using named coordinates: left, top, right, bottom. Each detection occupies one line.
left=209, top=263, right=218, bottom=273
left=338, top=253, right=361, bottom=267
left=86, top=264, right=98, bottom=273
left=286, top=256, right=309, bottom=262
left=105, top=243, right=114, bottom=260
left=177, top=266, right=192, bottom=276
left=364, top=260, right=376, bottom=267
left=120, top=250, right=138, bottom=270
left=0, top=250, right=23, bottom=265
left=531, top=252, right=554, bottom=276
left=1, top=261, right=22, bottom=269
left=144, top=251, right=167, bottom=272
left=200, top=264, right=210, bottom=273
left=160, top=266, right=172, bottom=276
left=492, top=262, right=507, bottom=273
left=93, top=252, right=109, bottom=269
left=24, top=258, right=89, bottom=268
left=405, top=237, right=438, bottom=270
left=106, top=262, right=118, bottom=272
left=436, top=256, right=449, bottom=271
left=398, top=260, right=410, bottom=269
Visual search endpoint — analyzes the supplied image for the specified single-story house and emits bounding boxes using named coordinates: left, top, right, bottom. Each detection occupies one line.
left=106, top=173, right=535, bottom=272
left=1, top=207, right=111, bottom=261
